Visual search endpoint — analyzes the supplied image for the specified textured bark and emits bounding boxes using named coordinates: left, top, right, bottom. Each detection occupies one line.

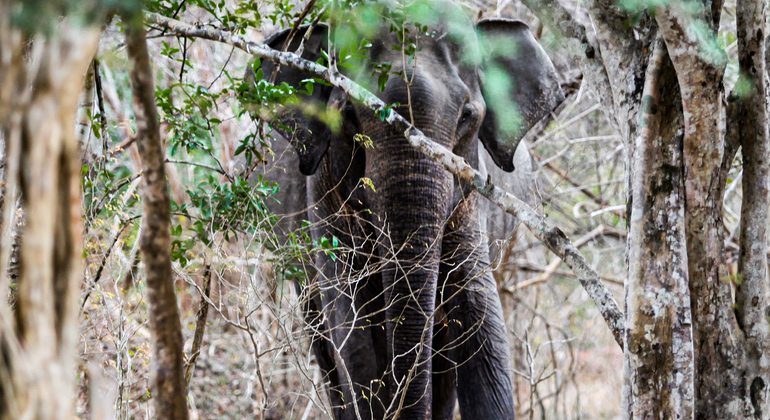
left=622, top=37, right=694, bottom=419
left=734, top=0, right=770, bottom=416
left=0, top=0, right=26, bottom=305
left=77, top=61, right=95, bottom=148
left=584, top=0, right=655, bottom=140
left=655, top=4, right=745, bottom=418
left=530, top=0, right=770, bottom=417
left=0, top=11, right=100, bottom=419
left=146, top=12, right=626, bottom=348
left=123, top=12, right=189, bottom=420
left=185, top=265, right=212, bottom=386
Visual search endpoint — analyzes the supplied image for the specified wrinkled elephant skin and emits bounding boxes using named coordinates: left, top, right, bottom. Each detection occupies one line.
left=247, top=2, right=562, bottom=418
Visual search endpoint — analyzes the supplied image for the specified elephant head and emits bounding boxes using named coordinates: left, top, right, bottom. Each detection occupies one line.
left=253, top=3, right=562, bottom=418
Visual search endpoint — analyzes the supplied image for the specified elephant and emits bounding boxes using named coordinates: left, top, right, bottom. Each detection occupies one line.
left=246, top=2, right=562, bottom=418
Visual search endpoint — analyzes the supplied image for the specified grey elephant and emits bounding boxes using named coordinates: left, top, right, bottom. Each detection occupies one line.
left=246, top=2, right=562, bottom=419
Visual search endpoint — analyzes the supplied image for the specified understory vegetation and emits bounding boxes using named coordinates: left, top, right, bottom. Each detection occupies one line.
left=77, top=2, right=637, bottom=418
left=0, top=0, right=757, bottom=418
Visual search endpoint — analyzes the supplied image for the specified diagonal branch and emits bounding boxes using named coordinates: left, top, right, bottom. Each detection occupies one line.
left=145, top=12, right=625, bottom=348
left=185, top=263, right=212, bottom=386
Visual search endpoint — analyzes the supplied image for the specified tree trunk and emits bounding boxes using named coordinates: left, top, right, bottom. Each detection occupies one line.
left=575, top=0, right=770, bottom=417
left=0, top=6, right=100, bottom=418
left=622, top=36, right=694, bottom=419
left=123, top=10, right=190, bottom=420
left=518, top=0, right=770, bottom=417
left=733, top=0, right=770, bottom=415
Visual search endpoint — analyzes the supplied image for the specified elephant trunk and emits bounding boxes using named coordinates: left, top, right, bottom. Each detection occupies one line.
left=366, top=122, right=454, bottom=418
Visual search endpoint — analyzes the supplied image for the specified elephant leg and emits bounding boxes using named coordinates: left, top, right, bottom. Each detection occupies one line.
left=316, top=250, right=387, bottom=420
left=432, top=304, right=458, bottom=420
left=439, top=195, right=516, bottom=420
left=292, top=270, right=348, bottom=419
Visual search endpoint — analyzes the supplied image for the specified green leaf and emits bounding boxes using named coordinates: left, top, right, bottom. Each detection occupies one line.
left=378, top=71, right=389, bottom=92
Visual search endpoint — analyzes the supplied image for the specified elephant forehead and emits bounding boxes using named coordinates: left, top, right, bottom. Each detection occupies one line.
left=380, top=70, right=466, bottom=108
left=373, top=31, right=476, bottom=75
left=366, top=0, right=480, bottom=57
left=375, top=58, right=472, bottom=121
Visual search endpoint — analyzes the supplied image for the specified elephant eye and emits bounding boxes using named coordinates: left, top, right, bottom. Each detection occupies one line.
left=461, top=108, right=472, bottom=123
left=456, top=103, right=476, bottom=139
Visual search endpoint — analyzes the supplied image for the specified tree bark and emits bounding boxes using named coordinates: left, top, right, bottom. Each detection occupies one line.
left=0, top=9, right=100, bottom=418
left=734, top=0, right=770, bottom=416
left=622, top=36, right=694, bottom=419
left=655, top=4, right=749, bottom=417
left=123, top=11, right=189, bottom=420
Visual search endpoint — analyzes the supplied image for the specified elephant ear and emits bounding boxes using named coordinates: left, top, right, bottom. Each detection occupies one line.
left=252, top=24, right=333, bottom=176
left=476, top=19, right=564, bottom=172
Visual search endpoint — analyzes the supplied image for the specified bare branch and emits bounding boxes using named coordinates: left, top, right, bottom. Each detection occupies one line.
left=531, top=149, right=623, bottom=217
left=185, top=264, right=212, bottom=386
left=507, top=261, right=623, bottom=288
left=166, top=158, right=226, bottom=175
left=81, top=215, right=140, bottom=309
left=504, top=224, right=627, bottom=290
left=108, top=135, right=137, bottom=156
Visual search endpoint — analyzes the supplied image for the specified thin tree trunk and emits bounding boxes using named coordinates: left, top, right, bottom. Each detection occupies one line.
left=734, top=0, right=770, bottom=416
left=77, top=61, right=95, bottom=149
left=622, top=36, right=694, bottom=419
left=123, top=11, right=189, bottom=420
left=0, top=0, right=27, bottom=305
